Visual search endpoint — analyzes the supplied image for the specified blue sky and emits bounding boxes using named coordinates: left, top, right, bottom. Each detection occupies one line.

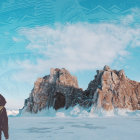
left=0, top=0, right=140, bottom=109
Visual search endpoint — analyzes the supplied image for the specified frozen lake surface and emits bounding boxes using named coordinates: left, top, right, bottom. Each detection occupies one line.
left=3, top=116, right=140, bottom=140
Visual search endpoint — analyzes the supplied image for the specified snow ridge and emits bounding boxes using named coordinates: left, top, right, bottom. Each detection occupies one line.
left=18, top=106, right=140, bottom=118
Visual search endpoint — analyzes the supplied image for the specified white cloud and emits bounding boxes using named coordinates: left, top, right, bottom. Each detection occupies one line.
left=12, top=37, right=22, bottom=42
left=120, top=8, right=140, bottom=27
left=121, top=15, right=134, bottom=25
left=10, top=21, right=140, bottom=83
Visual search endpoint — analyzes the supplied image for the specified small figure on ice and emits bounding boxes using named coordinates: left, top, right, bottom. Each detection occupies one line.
left=0, top=94, right=9, bottom=140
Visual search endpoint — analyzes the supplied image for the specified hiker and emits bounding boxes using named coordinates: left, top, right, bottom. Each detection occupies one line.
left=0, top=94, right=9, bottom=140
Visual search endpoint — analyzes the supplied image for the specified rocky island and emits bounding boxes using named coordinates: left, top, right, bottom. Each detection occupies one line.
left=22, top=66, right=140, bottom=113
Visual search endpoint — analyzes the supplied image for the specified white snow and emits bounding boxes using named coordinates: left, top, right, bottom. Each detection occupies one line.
left=2, top=116, right=140, bottom=140
left=19, top=105, right=140, bottom=118
left=7, top=110, right=19, bottom=116
left=3, top=107, right=140, bottom=140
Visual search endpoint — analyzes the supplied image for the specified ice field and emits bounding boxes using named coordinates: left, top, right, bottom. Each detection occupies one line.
left=3, top=107, right=140, bottom=140
left=2, top=116, right=140, bottom=140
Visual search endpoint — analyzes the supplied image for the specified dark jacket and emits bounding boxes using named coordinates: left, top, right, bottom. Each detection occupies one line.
left=0, top=94, right=9, bottom=140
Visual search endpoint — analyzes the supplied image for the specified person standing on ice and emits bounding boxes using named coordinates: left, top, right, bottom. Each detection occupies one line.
left=0, top=94, right=9, bottom=140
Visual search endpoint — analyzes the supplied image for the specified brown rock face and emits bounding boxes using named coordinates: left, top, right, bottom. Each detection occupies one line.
left=23, top=66, right=140, bottom=114
left=24, top=68, right=82, bottom=113
left=85, top=65, right=140, bottom=111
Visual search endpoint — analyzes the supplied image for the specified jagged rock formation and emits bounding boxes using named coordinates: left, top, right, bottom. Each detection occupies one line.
left=24, top=68, right=83, bottom=113
left=85, top=65, right=140, bottom=110
left=23, top=66, right=140, bottom=113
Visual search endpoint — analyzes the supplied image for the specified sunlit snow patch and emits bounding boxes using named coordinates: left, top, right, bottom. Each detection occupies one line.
left=7, top=110, right=19, bottom=117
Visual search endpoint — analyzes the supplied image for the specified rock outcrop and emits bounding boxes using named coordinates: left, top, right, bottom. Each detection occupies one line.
left=24, top=68, right=83, bottom=113
left=23, top=66, right=140, bottom=113
left=84, top=65, right=140, bottom=111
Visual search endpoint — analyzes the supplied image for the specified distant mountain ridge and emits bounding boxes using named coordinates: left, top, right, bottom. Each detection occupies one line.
left=22, top=66, right=140, bottom=114
left=7, top=109, right=19, bottom=116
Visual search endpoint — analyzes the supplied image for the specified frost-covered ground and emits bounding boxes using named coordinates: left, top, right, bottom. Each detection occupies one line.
left=2, top=116, right=140, bottom=140
left=3, top=107, right=140, bottom=140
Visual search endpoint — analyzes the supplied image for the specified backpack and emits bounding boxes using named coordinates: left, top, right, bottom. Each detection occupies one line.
left=0, top=106, right=4, bottom=116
